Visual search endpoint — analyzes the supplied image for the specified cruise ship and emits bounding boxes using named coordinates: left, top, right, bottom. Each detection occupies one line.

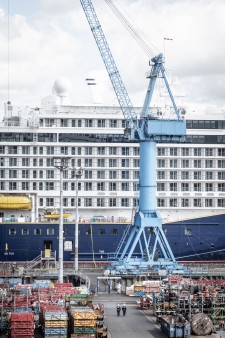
left=0, top=77, right=225, bottom=263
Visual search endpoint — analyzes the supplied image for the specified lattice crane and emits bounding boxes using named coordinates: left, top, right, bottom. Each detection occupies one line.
left=80, top=0, right=187, bottom=274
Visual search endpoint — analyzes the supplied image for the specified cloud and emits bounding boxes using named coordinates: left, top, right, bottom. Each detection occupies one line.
left=0, top=0, right=224, bottom=112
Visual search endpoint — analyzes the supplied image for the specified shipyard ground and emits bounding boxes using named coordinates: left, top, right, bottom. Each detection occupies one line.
left=0, top=263, right=224, bottom=337
left=0, top=293, right=220, bottom=338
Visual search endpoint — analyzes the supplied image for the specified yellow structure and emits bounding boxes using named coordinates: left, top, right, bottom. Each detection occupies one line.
left=0, top=196, right=31, bottom=210
left=43, top=209, right=71, bottom=220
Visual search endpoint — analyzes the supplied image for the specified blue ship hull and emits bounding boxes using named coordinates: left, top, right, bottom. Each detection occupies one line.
left=1, top=213, right=225, bottom=262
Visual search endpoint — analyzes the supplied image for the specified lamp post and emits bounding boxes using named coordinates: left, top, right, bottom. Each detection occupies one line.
left=53, top=157, right=71, bottom=283
left=72, top=167, right=83, bottom=273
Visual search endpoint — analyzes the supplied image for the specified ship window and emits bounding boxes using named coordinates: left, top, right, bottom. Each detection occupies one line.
left=205, top=148, right=213, bottom=156
left=8, top=146, right=18, bottom=154
left=97, top=119, right=105, bottom=128
left=133, top=198, right=139, bottom=207
left=158, top=159, right=165, bottom=168
left=121, top=171, right=129, bottom=180
left=170, top=147, right=177, bottom=156
left=194, top=199, right=202, bottom=207
left=9, top=182, right=17, bottom=190
left=60, top=119, right=68, bottom=127
left=205, top=199, right=213, bottom=207
left=182, top=148, right=189, bottom=156
left=185, top=229, right=192, bottom=236
left=86, top=228, right=91, bottom=235
left=157, top=199, right=165, bottom=207
left=206, top=172, right=213, bottom=180
left=9, top=228, right=16, bottom=235
left=84, top=198, right=92, bottom=207
left=157, top=147, right=165, bottom=156
left=157, top=171, right=165, bottom=180
left=97, top=198, right=105, bottom=207
left=0, top=146, right=5, bottom=154
left=22, top=146, right=30, bottom=155
left=182, top=199, right=189, bottom=207
left=121, top=198, right=129, bottom=207
left=218, top=183, right=225, bottom=192
left=109, top=198, right=117, bottom=207
left=122, top=159, right=129, bottom=167
left=218, top=199, right=225, bottom=207
left=97, top=159, right=105, bottom=167
left=85, top=119, right=93, bottom=128
left=122, top=182, right=129, bottom=191
left=218, top=148, right=225, bottom=156
left=109, top=147, right=117, bottom=155
left=194, top=148, right=202, bottom=156
left=109, top=159, right=117, bottom=167
left=22, top=182, right=29, bottom=190
left=169, top=199, right=177, bottom=207
left=77, top=119, right=82, bottom=127
left=206, top=183, right=213, bottom=191
left=22, top=228, right=29, bottom=236
left=111, top=229, right=118, bottom=235
left=97, top=182, right=105, bottom=191
left=99, top=229, right=106, bottom=235
left=47, top=228, right=54, bottom=235
left=110, top=120, right=117, bottom=128
left=122, top=147, right=129, bottom=156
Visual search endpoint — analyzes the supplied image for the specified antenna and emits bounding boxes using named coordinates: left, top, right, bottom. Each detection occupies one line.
left=7, top=0, right=10, bottom=103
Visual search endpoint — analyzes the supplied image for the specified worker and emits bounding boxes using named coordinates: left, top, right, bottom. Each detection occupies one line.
left=116, top=304, right=121, bottom=316
left=122, top=303, right=127, bottom=316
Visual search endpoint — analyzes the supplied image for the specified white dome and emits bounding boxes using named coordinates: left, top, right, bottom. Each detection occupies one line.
left=52, top=77, right=72, bottom=96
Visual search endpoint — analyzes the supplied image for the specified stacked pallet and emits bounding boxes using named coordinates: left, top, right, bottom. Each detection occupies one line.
left=69, top=293, right=92, bottom=307
left=40, top=304, right=68, bottom=338
left=133, top=282, right=145, bottom=297
left=10, top=312, right=34, bottom=338
left=70, top=306, right=96, bottom=338
left=143, top=280, right=161, bottom=293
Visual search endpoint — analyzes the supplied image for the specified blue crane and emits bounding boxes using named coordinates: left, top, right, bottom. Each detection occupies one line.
left=80, top=0, right=187, bottom=274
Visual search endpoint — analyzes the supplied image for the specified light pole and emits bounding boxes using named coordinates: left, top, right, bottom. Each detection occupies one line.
left=53, top=156, right=71, bottom=283
left=72, top=167, right=83, bottom=273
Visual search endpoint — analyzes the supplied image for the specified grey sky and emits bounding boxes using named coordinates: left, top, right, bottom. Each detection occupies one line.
left=0, top=0, right=224, bottom=113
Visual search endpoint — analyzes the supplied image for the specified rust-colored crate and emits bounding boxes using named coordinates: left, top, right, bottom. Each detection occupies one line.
left=11, top=321, right=34, bottom=328
left=11, top=328, right=34, bottom=336
left=11, top=312, right=34, bottom=322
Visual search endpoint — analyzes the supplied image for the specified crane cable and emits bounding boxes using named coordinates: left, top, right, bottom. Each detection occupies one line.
left=103, top=0, right=160, bottom=59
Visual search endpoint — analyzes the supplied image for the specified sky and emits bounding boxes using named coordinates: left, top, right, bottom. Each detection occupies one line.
left=0, top=0, right=224, bottom=114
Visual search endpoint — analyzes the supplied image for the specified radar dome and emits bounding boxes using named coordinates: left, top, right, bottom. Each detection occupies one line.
left=52, top=77, right=72, bottom=96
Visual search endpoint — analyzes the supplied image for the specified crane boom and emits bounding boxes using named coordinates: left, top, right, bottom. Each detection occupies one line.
left=80, top=0, right=137, bottom=129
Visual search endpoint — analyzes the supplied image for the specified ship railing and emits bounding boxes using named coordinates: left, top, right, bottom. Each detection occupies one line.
left=25, top=254, right=42, bottom=272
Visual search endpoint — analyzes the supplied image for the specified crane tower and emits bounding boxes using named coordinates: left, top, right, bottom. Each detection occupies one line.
left=80, top=0, right=187, bottom=275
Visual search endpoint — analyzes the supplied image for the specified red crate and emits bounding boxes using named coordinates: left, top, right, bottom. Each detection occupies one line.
left=11, top=312, right=34, bottom=322
left=11, top=328, right=34, bottom=335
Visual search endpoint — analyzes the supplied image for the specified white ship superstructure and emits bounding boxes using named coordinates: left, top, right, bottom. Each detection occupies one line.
left=0, top=81, right=225, bottom=225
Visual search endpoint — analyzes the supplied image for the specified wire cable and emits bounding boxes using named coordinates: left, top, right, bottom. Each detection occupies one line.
left=104, top=0, right=159, bottom=58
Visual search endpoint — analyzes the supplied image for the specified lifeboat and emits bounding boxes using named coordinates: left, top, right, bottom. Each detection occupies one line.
left=43, top=208, right=71, bottom=220
left=0, top=196, right=31, bottom=210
